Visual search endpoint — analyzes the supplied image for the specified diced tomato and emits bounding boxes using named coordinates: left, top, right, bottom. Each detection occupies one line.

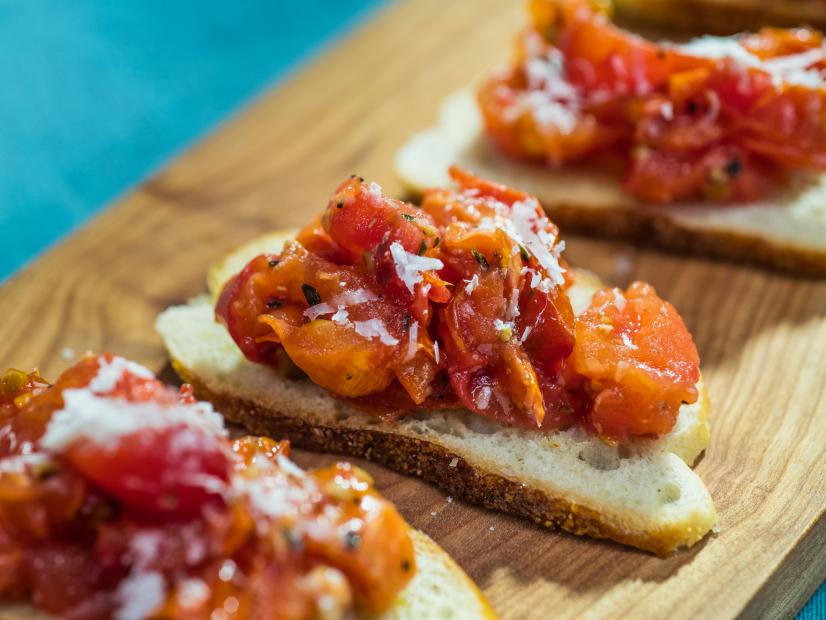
left=479, top=0, right=826, bottom=203
left=217, top=170, right=700, bottom=442
left=0, top=356, right=418, bottom=619
left=26, top=542, right=118, bottom=619
left=64, top=425, right=229, bottom=520
left=572, top=282, right=700, bottom=440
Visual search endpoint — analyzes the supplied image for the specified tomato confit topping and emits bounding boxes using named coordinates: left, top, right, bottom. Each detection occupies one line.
left=477, top=0, right=826, bottom=203
left=0, top=354, right=414, bottom=619
left=216, top=169, right=700, bottom=441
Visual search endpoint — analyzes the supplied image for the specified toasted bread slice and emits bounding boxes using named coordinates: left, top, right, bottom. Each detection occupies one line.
left=0, top=529, right=495, bottom=620
left=157, top=230, right=716, bottom=555
left=395, top=90, right=826, bottom=275
left=614, top=0, right=826, bottom=35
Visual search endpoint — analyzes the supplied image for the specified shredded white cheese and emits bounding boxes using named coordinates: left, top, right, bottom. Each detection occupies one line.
left=406, top=321, right=419, bottom=362
left=353, top=319, right=399, bottom=346
left=366, top=181, right=384, bottom=199
left=621, top=332, right=639, bottom=350
left=512, top=200, right=566, bottom=286
left=676, top=35, right=826, bottom=88
left=433, top=341, right=440, bottom=364
left=336, top=288, right=378, bottom=306
left=493, top=319, right=514, bottom=341
left=0, top=453, right=49, bottom=473
left=176, top=578, right=210, bottom=609
left=330, top=308, right=349, bottom=324
left=304, top=302, right=335, bottom=321
left=506, top=289, right=521, bottom=320
left=474, top=386, right=492, bottom=411
left=511, top=48, right=581, bottom=135
left=89, top=355, right=153, bottom=394
left=520, top=325, right=533, bottom=344
left=389, top=241, right=444, bottom=293
left=40, top=389, right=227, bottom=451
left=114, top=571, right=166, bottom=620
left=464, top=274, right=480, bottom=294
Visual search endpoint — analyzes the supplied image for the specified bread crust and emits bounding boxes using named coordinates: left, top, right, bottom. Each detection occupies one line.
left=173, top=359, right=711, bottom=557
left=613, top=0, right=826, bottom=35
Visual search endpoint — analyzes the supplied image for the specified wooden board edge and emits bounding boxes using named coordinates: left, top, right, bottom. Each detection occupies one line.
left=738, top=512, right=826, bottom=619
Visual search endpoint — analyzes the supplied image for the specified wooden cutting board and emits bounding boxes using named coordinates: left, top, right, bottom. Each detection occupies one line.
left=1, top=0, right=823, bottom=618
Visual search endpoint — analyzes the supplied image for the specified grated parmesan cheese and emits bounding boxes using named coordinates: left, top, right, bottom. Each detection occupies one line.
left=114, top=571, right=166, bottom=620
left=511, top=48, right=581, bottom=135
left=676, top=35, right=826, bottom=88
left=493, top=319, right=514, bottom=342
left=366, top=181, right=384, bottom=199
left=89, top=355, right=154, bottom=394
left=304, top=302, right=335, bottom=321
left=389, top=241, right=444, bottom=293
left=336, top=288, right=378, bottom=306
left=620, top=332, right=639, bottom=350
left=353, top=319, right=399, bottom=346
left=433, top=341, right=440, bottom=364
left=506, top=288, right=521, bottom=320
left=464, top=274, right=480, bottom=294
left=474, top=386, right=492, bottom=410
left=40, top=389, right=227, bottom=451
left=330, top=308, right=349, bottom=324
left=406, top=321, right=419, bottom=361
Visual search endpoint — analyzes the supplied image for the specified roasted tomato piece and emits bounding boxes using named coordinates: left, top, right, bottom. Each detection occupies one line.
left=573, top=282, right=700, bottom=440
left=27, top=542, right=118, bottom=619
left=64, top=424, right=229, bottom=520
left=304, top=462, right=415, bottom=613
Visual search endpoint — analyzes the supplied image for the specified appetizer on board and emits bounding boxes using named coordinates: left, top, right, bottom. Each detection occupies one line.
left=158, top=172, right=716, bottom=555
left=0, top=354, right=493, bottom=620
left=395, top=0, right=826, bottom=274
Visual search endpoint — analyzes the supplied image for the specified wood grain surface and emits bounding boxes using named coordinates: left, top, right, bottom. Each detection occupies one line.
left=1, top=0, right=824, bottom=618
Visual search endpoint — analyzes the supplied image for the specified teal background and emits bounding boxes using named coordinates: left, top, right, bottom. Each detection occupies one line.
left=0, top=0, right=386, bottom=279
left=0, top=2, right=823, bottom=616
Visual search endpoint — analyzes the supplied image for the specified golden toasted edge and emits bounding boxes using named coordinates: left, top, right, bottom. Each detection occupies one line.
left=613, top=0, right=826, bottom=35
left=375, top=529, right=499, bottom=620
left=171, top=356, right=712, bottom=557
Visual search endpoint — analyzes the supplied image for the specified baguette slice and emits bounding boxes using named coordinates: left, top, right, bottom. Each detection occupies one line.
left=157, top=230, right=716, bottom=556
left=395, top=90, right=826, bottom=275
left=0, top=529, right=495, bottom=620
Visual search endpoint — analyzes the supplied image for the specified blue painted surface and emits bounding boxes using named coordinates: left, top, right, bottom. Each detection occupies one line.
left=0, top=2, right=823, bottom=616
left=801, top=582, right=826, bottom=619
left=0, top=0, right=388, bottom=279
